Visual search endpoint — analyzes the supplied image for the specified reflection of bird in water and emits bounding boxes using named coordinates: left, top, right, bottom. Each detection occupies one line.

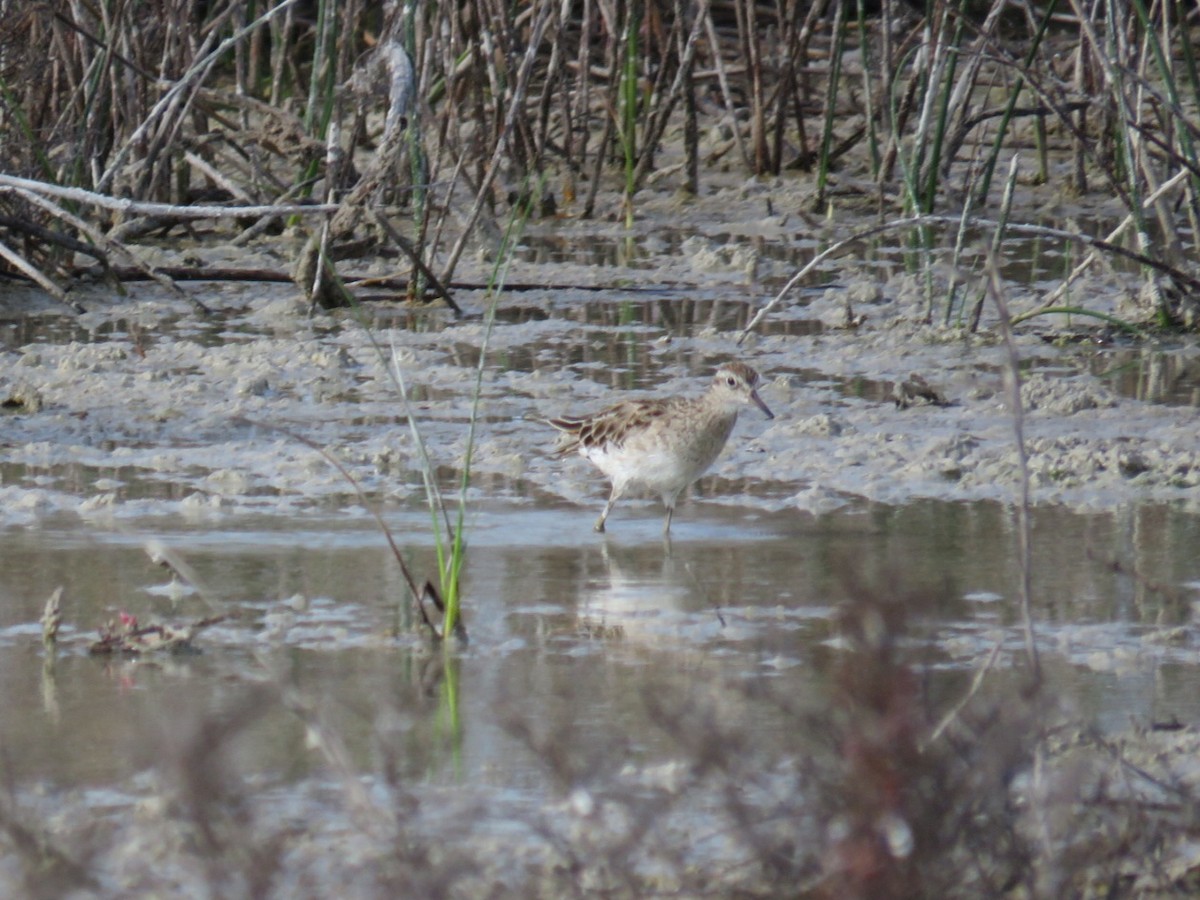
left=577, top=545, right=686, bottom=641
left=548, top=361, right=774, bottom=533
left=577, top=543, right=742, bottom=647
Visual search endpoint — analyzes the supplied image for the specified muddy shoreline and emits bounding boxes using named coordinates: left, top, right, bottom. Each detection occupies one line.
left=3, top=175, right=1200, bottom=898
left=2, top=226, right=1197, bottom=530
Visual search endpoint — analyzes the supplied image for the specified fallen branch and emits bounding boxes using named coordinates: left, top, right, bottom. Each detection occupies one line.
left=0, top=235, right=70, bottom=303
left=0, top=173, right=339, bottom=221
left=68, top=264, right=690, bottom=296
left=89, top=612, right=236, bottom=654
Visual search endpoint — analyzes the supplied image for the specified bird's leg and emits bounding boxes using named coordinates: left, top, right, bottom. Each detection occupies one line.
left=662, top=488, right=684, bottom=534
left=594, top=487, right=620, bottom=532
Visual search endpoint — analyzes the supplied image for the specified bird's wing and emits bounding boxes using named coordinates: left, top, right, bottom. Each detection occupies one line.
left=548, top=400, right=670, bottom=455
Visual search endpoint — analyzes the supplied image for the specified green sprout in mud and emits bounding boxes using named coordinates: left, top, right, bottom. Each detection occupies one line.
left=390, top=174, right=539, bottom=644
left=391, top=356, right=465, bottom=642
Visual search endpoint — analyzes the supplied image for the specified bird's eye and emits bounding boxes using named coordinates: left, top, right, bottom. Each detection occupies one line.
left=726, top=376, right=737, bottom=387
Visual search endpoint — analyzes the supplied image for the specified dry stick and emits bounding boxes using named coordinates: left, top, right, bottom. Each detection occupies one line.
left=942, top=102, right=1092, bottom=171
left=1071, top=38, right=1090, bottom=194
left=0, top=216, right=99, bottom=260
left=439, top=0, right=553, bottom=283
left=1067, top=0, right=1145, bottom=228
left=0, top=174, right=340, bottom=219
left=768, top=0, right=799, bottom=175
left=879, top=8, right=925, bottom=184
left=309, top=84, right=345, bottom=312
left=631, top=0, right=709, bottom=194
left=71, top=265, right=294, bottom=283
left=555, top=48, right=581, bottom=204
left=40, top=587, right=63, bottom=653
left=1130, top=8, right=1172, bottom=251
left=510, top=76, right=543, bottom=198
left=95, top=0, right=300, bottom=195
left=71, top=264, right=685, bottom=296
left=230, top=416, right=450, bottom=640
left=986, top=257, right=1040, bottom=682
left=739, top=0, right=768, bottom=171
left=47, top=13, right=145, bottom=196
left=531, top=0, right=567, bottom=163
left=231, top=177, right=316, bottom=247
left=11, top=185, right=201, bottom=309
left=370, top=210, right=463, bottom=315
left=410, top=38, right=443, bottom=306
left=814, top=0, right=848, bottom=211
left=0, top=237, right=72, bottom=306
left=1136, top=146, right=1187, bottom=266
left=736, top=213, right=1200, bottom=343
left=183, top=151, right=255, bottom=205
left=1134, top=121, right=1200, bottom=181
left=909, top=8, right=952, bottom=213
left=788, top=0, right=827, bottom=171
left=49, top=7, right=157, bottom=83
left=569, top=0, right=594, bottom=195
left=326, top=38, right=415, bottom=240
left=681, top=0, right=699, bottom=195
left=1017, top=167, right=1191, bottom=321
left=582, top=21, right=624, bottom=220
left=138, top=6, right=241, bottom=199
left=876, top=0, right=897, bottom=186
left=306, top=215, right=337, bottom=310
left=702, top=8, right=750, bottom=170
left=939, top=0, right=1009, bottom=180
left=925, top=638, right=1004, bottom=747
left=0, top=175, right=335, bottom=312
left=425, top=152, right=467, bottom=273
left=426, top=28, right=464, bottom=255
left=235, top=2, right=252, bottom=138
left=627, top=4, right=683, bottom=189
left=961, top=32, right=1133, bottom=214
left=477, top=7, right=503, bottom=147
left=966, top=152, right=1020, bottom=331
left=190, top=87, right=317, bottom=173
left=269, top=2, right=295, bottom=107
left=944, top=146, right=984, bottom=327
left=1068, top=42, right=1200, bottom=236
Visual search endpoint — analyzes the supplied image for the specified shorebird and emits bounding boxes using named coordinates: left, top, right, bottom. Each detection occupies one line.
left=548, top=361, right=774, bottom=533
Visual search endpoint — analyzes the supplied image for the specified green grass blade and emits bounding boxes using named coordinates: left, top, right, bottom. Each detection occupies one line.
left=972, top=1, right=1056, bottom=206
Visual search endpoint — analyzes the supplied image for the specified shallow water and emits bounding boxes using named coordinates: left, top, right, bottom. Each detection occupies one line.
left=3, top=222, right=1200, bottom=892
left=3, top=493, right=1199, bottom=797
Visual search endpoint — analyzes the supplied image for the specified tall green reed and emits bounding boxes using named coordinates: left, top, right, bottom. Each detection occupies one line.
left=618, top=10, right=641, bottom=228
left=971, top=3, right=1054, bottom=207
left=814, top=1, right=847, bottom=212
left=856, top=0, right=882, bottom=181
left=389, top=173, right=538, bottom=643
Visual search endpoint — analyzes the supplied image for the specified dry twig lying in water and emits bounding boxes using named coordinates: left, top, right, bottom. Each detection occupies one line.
left=89, top=612, right=236, bottom=655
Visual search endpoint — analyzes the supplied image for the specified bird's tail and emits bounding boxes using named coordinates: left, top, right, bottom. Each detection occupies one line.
left=545, top=416, right=583, bottom=455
